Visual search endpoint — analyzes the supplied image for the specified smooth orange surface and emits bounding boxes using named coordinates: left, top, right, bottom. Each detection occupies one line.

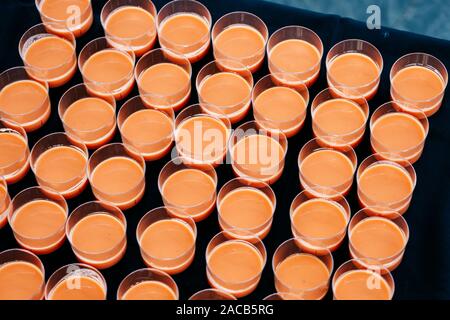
left=372, top=113, right=426, bottom=163
left=359, top=164, right=413, bottom=207
left=39, top=0, right=92, bottom=37
left=105, top=6, right=156, bottom=56
left=35, top=146, right=87, bottom=197
left=313, top=99, right=366, bottom=147
left=122, top=109, right=173, bottom=160
left=292, top=199, right=348, bottom=251
left=162, top=169, right=216, bottom=221
left=122, top=281, right=177, bottom=300
left=12, top=200, right=67, bottom=254
left=139, top=63, right=191, bottom=111
left=300, top=150, right=354, bottom=193
left=63, top=97, right=116, bottom=148
left=49, top=276, right=106, bottom=300
left=91, top=156, right=145, bottom=209
left=254, top=86, right=307, bottom=137
left=275, top=253, right=330, bottom=296
left=71, top=213, right=126, bottom=269
left=334, top=270, right=391, bottom=300
left=82, top=49, right=134, bottom=99
left=176, top=116, right=228, bottom=165
left=208, top=240, right=263, bottom=296
left=0, top=132, right=29, bottom=183
left=214, top=25, right=265, bottom=72
left=159, top=13, right=210, bottom=62
left=232, top=135, right=285, bottom=184
left=140, top=219, right=195, bottom=273
left=0, top=261, right=44, bottom=300
left=199, top=72, right=252, bottom=123
left=24, top=36, right=76, bottom=87
left=218, top=188, right=273, bottom=238
left=0, top=80, right=50, bottom=131
left=0, top=184, right=9, bottom=228
left=328, top=53, right=380, bottom=99
left=269, top=39, right=321, bottom=87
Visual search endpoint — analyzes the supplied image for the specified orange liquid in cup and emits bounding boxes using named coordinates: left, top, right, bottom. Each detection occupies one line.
left=11, top=200, right=67, bottom=254
left=199, top=72, right=252, bottom=123
left=328, top=53, right=380, bottom=100
left=48, top=276, right=106, bottom=300
left=372, top=113, right=426, bottom=164
left=334, top=270, right=392, bottom=300
left=24, top=36, right=76, bottom=87
left=161, top=169, right=216, bottom=221
left=254, top=86, right=307, bottom=137
left=122, top=281, right=177, bottom=300
left=207, top=240, right=264, bottom=297
left=34, top=146, right=87, bottom=198
left=292, top=199, right=348, bottom=252
left=0, top=132, right=29, bottom=184
left=0, top=80, right=50, bottom=132
left=350, top=217, right=406, bottom=270
left=63, top=97, right=116, bottom=149
left=82, top=49, right=135, bottom=100
left=269, top=39, right=321, bottom=87
left=275, top=253, right=330, bottom=300
left=218, top=188, right=273, bottom=239
left=159, top=13, right=210, bottom=62
left=313, top=99, right=367, bottom=147
left=70, top=213, right=126, bottom=269
left=0, top=184, right=9, bottom=228
left=104, top=6, right=156, bottom=56
left=121, top=109, right=173, bottom=161
left=39, top=0, right=93, bottom=37
left=358, top=163, right=413, bottom=214
left=176, top=116, right=229, bottom=166
left=391, top=66, right=446, bottom=116
left=140, top=219, right=195, bottom=274
left=91, top=156, right=145, bottom=210
left=300, top=149, right=355, bottom=196
left=138, top=63, right=191, bottom=111
left=214, top=25, right=266, bottom=73
left=0, top=261, right=44, bottom=300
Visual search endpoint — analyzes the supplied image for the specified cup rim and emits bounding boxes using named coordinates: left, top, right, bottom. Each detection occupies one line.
left=0, top=118, right=30, bottom=174
left=35, top=0, right=92, bottom=28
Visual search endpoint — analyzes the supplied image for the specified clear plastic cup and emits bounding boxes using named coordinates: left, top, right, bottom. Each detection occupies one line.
left=157, top=0, right=212, bottom=63
left=117, top=268, right=179, bottom=300
left=9, top=186, right=68, bottom=254
left=230, top=121, right=288, bottom=185
left=59, top=83, right=117, bottom=149
left=66, top=201, right=127, bottom=269
left=158, top=157, right=217, bottom=222
left=18, top=23, right=77, bottom=87
left=196, top=59, right=253, bottom=124
left=0, top=177, right=11, bottom=229
left=101, top=0, right=157, bottom=56
left=87, top=143, right=146, bottom=210
left=79, top=37, right=135, bottom=100
left=137, top=206, right=196, bottom=274
left=118, top=95, right=175, bottom=161
left=212, top=11, right=268, bottom=73
left=0, top=66, right=50, bottom=132
left=189, top=288, right=237, bottom=300
left=252, top=74, right=309, bottom=138
left=35, top=0, right=93, bottom=37
left=272, top=238, right=333, bottom=300
left=311, top=87, right=369, bottom=148
left=217, top=177, right=276, bottom=240
left=135, top=48, right=192, bottom=111
left=206, top=230, right=266, bottom=298
left=326, top=39, right=383, bottom=101
left=45, top=263, right=107, bottom=300
left=267, top=26, right=323, bottom=88
left=0, top=248, right=45, bottom=300
left=390, top=53, right=448, bottom=117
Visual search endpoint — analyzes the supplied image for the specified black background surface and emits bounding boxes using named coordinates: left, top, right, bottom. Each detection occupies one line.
left=1, top=0, right=450, bottom=301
